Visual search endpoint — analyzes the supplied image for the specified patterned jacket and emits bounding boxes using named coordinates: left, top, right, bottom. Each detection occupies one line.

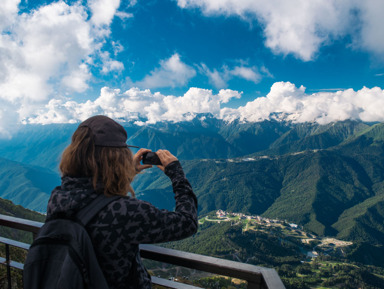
left=46, top=161, right=198, bottom=289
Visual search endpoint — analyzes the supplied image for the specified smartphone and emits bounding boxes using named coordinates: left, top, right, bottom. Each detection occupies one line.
left=142, top=152, right=162, bottom=165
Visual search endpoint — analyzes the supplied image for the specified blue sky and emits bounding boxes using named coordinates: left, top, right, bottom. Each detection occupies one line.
left=112, top=0, right=382, bottom=95
left=1, top=0, right=384, bottom=135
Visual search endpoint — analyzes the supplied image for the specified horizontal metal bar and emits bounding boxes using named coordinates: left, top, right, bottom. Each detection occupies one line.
left=151, top=276, right=202, bottom=289
left=0, top=214, right=285, bottom=289
left=0, top=257, right=24, bottom=270
left=0, top=215, right=43, bottom=235
left=140, top=245, right=285, bottom=289
left=0, top=237, right=30, bottom=250
left=140, top=244, right=265, bottom=283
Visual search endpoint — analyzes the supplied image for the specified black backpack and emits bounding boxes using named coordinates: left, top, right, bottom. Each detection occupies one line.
left=23, top=195, right=120, bottom=289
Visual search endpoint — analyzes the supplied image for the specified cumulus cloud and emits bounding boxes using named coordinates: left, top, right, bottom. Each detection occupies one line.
left=136, top=54, right=196, bottom=88
left=26, top=86, right=242, bottom=125
left=88, top=0, right=121, bottom=26
left=100, top=52, right=125, bottom=74
left=0, top=1, right=93, bottom=102
left=61, top=64, right=92, bottom=92
left=0, top=0, right=125, bottom=137
left=0, top=0, right=20, bottom=30
left=220, top=82, right=384, bottom=124
left=25, top=82, right=384, bottom=126
left=357, top=0, right=384, bottom=58
left=176, top=0, right=384, bottom=61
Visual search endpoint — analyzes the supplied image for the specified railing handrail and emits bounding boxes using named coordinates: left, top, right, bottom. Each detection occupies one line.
left=0, top=214, right=285, bottom=289
left=0, top=214, right=43, bottom=237
left=140, top=244, right=284, bottom=289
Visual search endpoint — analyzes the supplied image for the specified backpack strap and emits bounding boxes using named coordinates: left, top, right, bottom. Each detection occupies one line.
left=76, top=194, right=121, bottom=226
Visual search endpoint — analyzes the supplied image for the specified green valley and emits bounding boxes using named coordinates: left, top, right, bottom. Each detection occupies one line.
left=1, top=118, right=384, bottom=288
left=155, top=210, right=384, bottom=289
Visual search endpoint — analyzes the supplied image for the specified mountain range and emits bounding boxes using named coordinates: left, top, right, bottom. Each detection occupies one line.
left=0, top=115, right=383, bottom=244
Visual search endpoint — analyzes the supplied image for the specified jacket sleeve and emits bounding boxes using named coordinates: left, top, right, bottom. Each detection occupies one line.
left=123, top=161, right=198, bottom=244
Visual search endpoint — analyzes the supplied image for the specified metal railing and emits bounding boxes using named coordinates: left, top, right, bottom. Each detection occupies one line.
left=0, top=214, right=285, bottom=289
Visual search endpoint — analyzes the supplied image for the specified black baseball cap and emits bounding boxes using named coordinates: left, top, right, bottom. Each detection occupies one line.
left=78, top=115, right=139, bottom=148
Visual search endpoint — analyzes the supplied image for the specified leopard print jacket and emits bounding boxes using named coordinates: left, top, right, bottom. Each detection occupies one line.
left=46, top=161, right=198, bottom=289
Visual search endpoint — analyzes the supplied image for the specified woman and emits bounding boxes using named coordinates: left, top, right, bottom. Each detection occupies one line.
left=46, top=115, right=198, bottom=288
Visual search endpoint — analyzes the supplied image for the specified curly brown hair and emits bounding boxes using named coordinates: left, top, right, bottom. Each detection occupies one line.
left=59, top=126, right=136, bottom=197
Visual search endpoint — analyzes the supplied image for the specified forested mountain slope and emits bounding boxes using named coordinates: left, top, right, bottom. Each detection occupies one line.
left=0, top=118, right=383, bottom=244
left=0, top=157, right=60, bottom=212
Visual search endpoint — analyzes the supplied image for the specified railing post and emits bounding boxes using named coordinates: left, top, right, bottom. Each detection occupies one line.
left=5, top=244, right=12, bottom=289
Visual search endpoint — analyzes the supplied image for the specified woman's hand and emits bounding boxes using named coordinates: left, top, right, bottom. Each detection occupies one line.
left=133, top=148, right=153, bottom=173
left=156, top=150, right=178, bottom=171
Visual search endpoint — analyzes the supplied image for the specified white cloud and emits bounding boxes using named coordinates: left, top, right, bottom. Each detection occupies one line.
left=61, top=64, right=92, bottom=92
left=200, top=63, right=265, bottom=88
left=115, top=11, right=134, bottom=20
left=160, top=88, right=241, bottom=122
left=26, top=86, right=241, bottom=125
left=112, top=41, right=124, bottom=55
left=100, top=52, right=125, bottom=74
left=136, top=54, right=196, bottom=88
left=199, top=64, right=227, bottom=88
left=357, top=0, right=384, bottom=58
left=0, top=1, right=93, bottom=102
left=230, top=66, right=261, bottom=83
left=0, top=0, right=125, bottom=136
left=218, top=89, right=242, bottom=104
left=176, top=0, right=384, bottom=61
left=25, top=81, right=384, bottom=127
left=88, top=0, right=121, bottom=26
left=0, top=0, right=20, bottom=30
left=220, top=82, right=384, bottom=124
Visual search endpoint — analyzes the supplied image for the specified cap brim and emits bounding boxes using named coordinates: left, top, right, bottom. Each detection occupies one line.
left=127, top=145, right=140, bottom=148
